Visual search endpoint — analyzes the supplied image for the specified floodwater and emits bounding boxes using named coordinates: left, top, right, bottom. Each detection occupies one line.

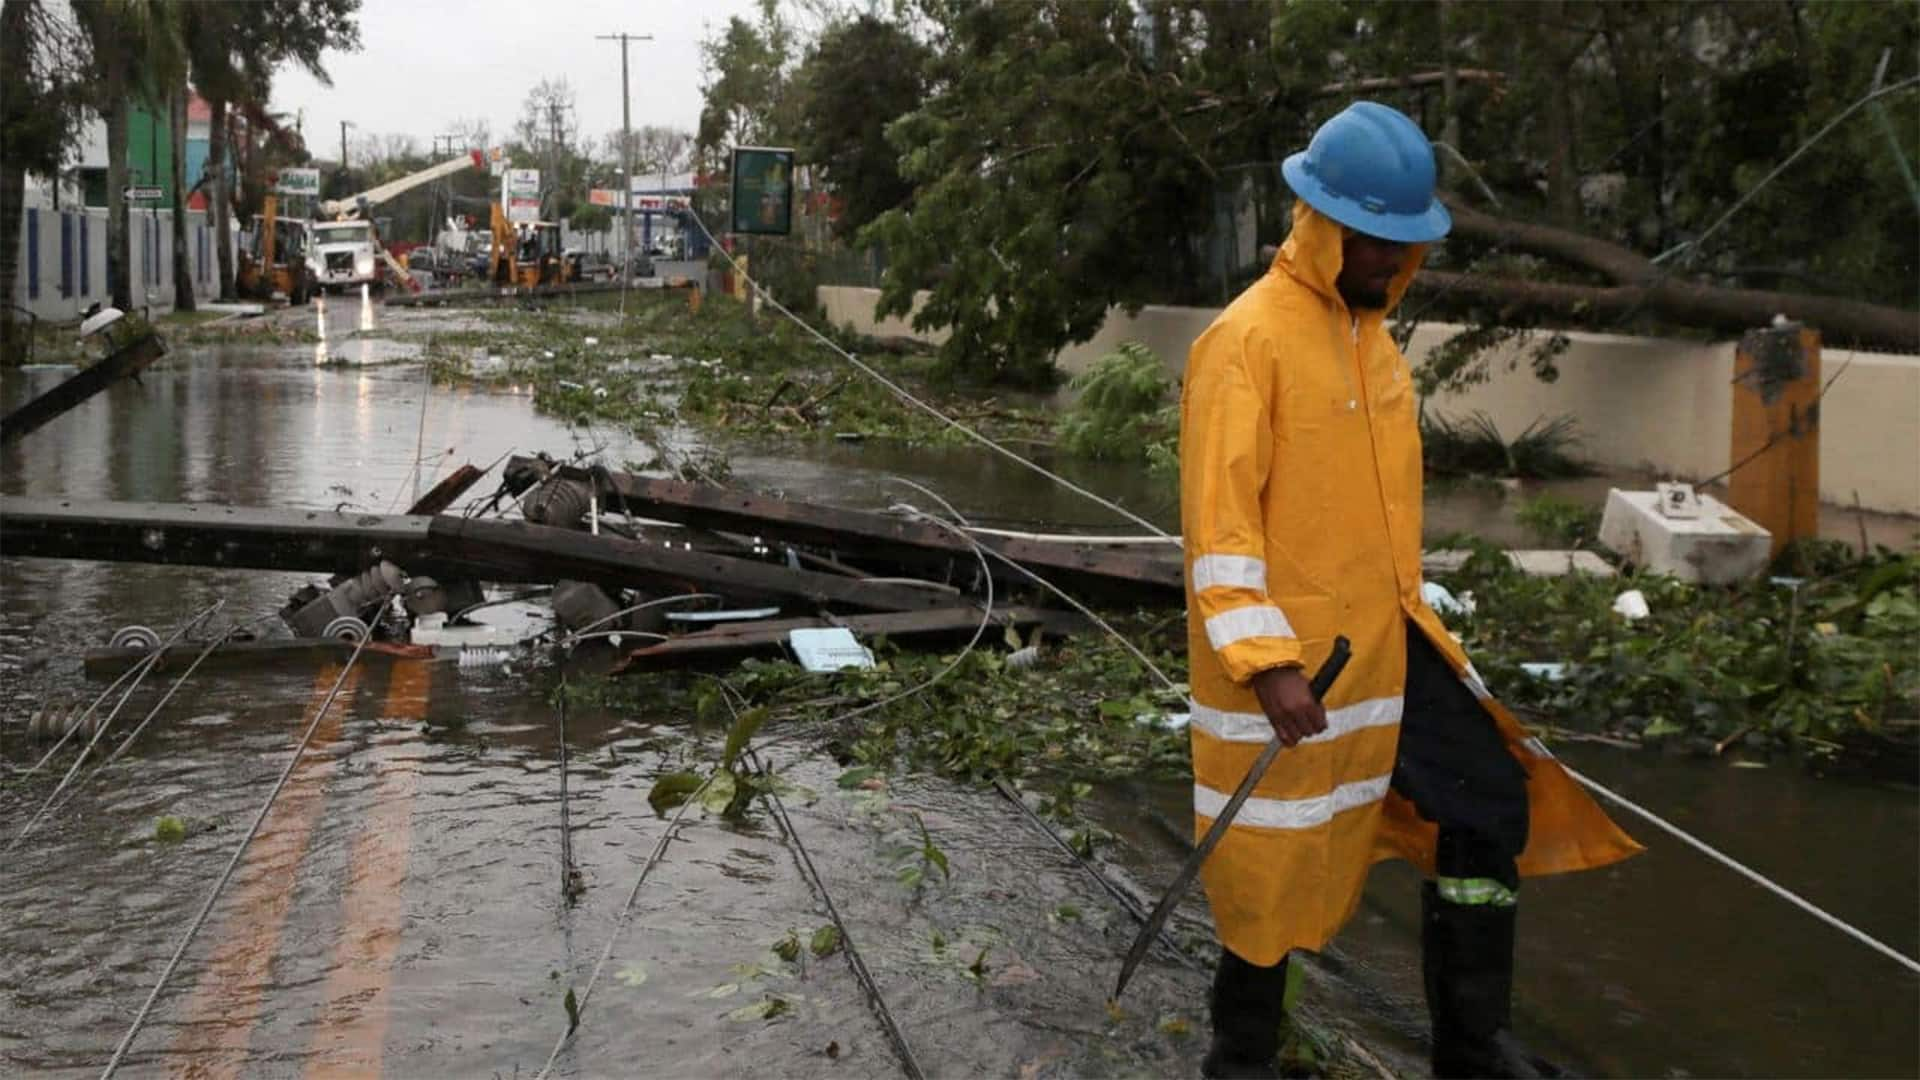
left=2, top=301, right=1915, bottom=1078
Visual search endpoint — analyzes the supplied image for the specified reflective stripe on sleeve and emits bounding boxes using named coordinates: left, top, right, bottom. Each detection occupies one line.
left=1461, top=660, right=1492, bottom=700
left=1204, top=604, right=1294, bottom=651
left=1436, top=876, right=1518, bottom=907
left=1193, top=773, right=1391, bottom=831
left=1190, top=695, right=1403, bottom=745
left=1190, top=554, right=1268, bottom=593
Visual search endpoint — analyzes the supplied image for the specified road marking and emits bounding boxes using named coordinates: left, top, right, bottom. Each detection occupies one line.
left=304, top=660, right=430, bottom=1079
left=168, top=664, right=360, bottom=1080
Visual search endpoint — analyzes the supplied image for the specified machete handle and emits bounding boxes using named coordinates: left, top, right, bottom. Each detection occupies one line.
left=1307, top=634, right=1352, bottom=700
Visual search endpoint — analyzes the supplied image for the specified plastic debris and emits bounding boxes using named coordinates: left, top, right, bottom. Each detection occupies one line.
left=789, top=627, right=876, bottom=672
left=1612, top=589, right=1651, bottom=620
left=1519, top=662, right=1569, bottom=682
left=1422, top=581, right=1476, bottom=617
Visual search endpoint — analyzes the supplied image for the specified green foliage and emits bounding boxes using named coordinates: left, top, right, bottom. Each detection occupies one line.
left=1057, top=343, right=1178, bottom=464
left=1420, top=412, right=1589, bottom=479
left=790, top=15, right=930, bottom=239
left=895, top=811, right=950, bottom=890
left=422, top=291, right=1051, bottom=448
left=697, top=0, right=797, bottom=158
left=1515, top=494, right=1603, bottom=548
left=1438, top=546, right=1920, bottom=750
left=153, top=815, right=187, bottom=843
left=864, top=0, right=1291, bottom=387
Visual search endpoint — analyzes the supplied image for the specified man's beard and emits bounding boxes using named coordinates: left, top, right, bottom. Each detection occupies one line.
left=1338, top=283, right=1389, bottom=310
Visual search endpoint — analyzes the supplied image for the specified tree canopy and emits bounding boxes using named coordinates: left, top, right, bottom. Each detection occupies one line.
left=696, top=0, right=1919, bottom=387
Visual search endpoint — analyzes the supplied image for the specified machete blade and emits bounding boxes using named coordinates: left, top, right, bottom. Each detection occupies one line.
left=1112, top=635, right=1351, bottom=1000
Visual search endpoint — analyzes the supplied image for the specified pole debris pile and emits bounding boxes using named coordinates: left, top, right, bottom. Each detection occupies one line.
left=0, top=456, right=1182, bottom=675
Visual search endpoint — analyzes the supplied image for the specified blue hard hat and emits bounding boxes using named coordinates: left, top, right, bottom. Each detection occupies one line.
left=1282, top=101, right=1451, bottom=244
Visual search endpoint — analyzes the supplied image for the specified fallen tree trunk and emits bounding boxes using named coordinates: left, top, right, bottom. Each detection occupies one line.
left=1411, top=270, right=1920, bottom=351
left=1434, top=200, right=1919, bottom=351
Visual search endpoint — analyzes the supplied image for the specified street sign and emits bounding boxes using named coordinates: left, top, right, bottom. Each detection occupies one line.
left=124, top=186, right=164, bottom=202
left=504, top=168, right=541, bottom=224
left=275, top=168, right=320, bottom=196
left=729, top=146, right=794, bottom=236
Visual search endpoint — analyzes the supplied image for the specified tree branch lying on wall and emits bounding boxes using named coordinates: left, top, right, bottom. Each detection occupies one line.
left=1425, top=199, right=1919, bottom=351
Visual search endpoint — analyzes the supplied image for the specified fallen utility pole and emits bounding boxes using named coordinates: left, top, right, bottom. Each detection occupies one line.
left=1, top=331, right=166, bottom=445
left=433, top=516, right=956, bottom=612
left=614, top=606, right=1084, bottom=671
left=515, top=459, right=1185, bottom=604
left=0, top=496, right=962, bottom=613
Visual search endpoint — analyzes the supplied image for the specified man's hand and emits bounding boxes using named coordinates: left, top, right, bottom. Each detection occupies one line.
left=1250, top=665, right=1327, bottom=747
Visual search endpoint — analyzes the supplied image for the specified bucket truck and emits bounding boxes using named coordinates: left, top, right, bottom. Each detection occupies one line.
left=310, top=150, right=488, bottom=292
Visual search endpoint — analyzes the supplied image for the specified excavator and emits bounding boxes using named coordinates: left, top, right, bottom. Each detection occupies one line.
left=487, top=204, right=570, bottom=288
left=235, top=191, right=313, bottom=304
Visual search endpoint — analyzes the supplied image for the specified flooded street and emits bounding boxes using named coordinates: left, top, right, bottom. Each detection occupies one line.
left=3, top=301, right=1915, bottom=1078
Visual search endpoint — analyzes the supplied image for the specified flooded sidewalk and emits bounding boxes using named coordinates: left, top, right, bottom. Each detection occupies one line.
left=2, top=301, right=1915, bottom=1078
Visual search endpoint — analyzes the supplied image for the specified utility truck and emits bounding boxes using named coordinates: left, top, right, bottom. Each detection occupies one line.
left=310, top=150, right=489, bottom=293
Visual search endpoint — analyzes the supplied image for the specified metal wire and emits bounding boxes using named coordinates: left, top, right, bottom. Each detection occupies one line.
left=990, top=778, right=1205, bottom=973
left=730, top=707, right=927, bottom=1080
left=682, top=209, right=1171, bottom=539
left=100, top=632, right=371, bottom=1079
left=532, top=773, right=714, bottom=1079
left=1561, top=763, right=1920, bottom=976
left=10, top=602, right=225, bottom=852
left=56, top=624, right=240, bottom=808
left=19, top=602, right=222, bottom=779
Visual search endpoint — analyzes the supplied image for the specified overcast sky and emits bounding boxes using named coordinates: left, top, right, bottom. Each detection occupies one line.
left=271, top=0, right=770, bottom=162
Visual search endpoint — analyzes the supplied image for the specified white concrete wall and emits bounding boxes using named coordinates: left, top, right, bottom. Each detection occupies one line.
left=11, top=205, right=230, bottom=323
left=818, top=285, right=1920, bottom=514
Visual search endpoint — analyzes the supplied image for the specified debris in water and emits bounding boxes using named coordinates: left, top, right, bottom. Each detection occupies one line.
left=154, top=816, right=187, bottom=843
left=773, top=932, right=802, bottom=963
left=615, top=964, right=649, bottom=988
left=563, top=987, right=580, bottom=1032
left=809, top=926, right=842, bottom=958
left=1158, top=1015, right=1193, bottom=1038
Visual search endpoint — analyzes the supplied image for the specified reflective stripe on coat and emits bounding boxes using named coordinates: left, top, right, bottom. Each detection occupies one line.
left=1179, top=203, right=1642, bottom=967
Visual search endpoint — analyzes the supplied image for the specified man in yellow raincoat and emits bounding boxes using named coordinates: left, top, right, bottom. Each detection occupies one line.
left=1179, top=101, right=1641, bottom=1079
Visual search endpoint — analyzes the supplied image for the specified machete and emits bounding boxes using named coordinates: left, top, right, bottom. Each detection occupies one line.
left=1112, top=635, right=1352, bottom=1000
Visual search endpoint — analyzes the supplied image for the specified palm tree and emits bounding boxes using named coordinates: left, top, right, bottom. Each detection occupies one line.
left=186, top=0, right=360, bottom=301
left=71, top=0, right=183, bottom=313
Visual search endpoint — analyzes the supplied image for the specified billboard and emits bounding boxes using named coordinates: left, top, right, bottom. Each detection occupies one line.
left=276, top=168, right=321, bottom=196
left=729, top=146, right=794, bottom=236
left=503, top=168, right=541, bottom=224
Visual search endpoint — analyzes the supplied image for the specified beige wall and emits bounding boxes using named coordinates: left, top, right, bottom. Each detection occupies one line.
left=818, top=285, right=1920, bottom=514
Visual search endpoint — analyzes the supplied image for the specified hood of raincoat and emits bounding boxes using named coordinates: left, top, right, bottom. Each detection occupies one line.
left=1271, top=201, right=1428, bottom=321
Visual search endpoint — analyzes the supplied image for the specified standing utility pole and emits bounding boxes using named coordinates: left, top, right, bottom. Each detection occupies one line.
left=598, top=31, right=653, bottom=294
left=339, top=120, right=353, bottom=173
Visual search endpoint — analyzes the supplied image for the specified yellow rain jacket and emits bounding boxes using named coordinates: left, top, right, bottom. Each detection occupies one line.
left=1179, top=203, right=1641, bottom=967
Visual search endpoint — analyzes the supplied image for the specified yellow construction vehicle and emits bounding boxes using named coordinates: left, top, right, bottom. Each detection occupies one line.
left=488, top=203, right=570, bottom=287
left=236, top=193, right=314, bottom=304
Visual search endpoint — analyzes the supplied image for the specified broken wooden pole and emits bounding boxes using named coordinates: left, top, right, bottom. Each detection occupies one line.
left=1729, top=323, right=1821, bottom=558
left=427, top=516, right=954, bottom=612
left=406, top=463, right=486, bottom=516
left=1, top=331, right=167, bottom=445
left=515, top=458, right=1184, bottom=604
left=0, top=497, right=435, bottom=576
left=613, top=606, right=1085, bottom=671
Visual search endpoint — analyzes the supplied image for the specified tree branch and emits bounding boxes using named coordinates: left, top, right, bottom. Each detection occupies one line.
left=1410, top=270, right=1920, bottom=351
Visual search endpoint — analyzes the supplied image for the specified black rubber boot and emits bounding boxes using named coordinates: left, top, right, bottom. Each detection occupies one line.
left=1421, top=882, right=1561, bottom=1079
left=1202, top=948, right=1288, bottom=1079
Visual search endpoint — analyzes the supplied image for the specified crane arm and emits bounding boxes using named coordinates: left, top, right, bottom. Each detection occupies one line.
left=321, top=150, right=488, bottom=220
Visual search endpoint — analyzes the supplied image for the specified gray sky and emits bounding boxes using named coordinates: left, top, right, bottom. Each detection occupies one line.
left=271, top=0, right=768, bottom=163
